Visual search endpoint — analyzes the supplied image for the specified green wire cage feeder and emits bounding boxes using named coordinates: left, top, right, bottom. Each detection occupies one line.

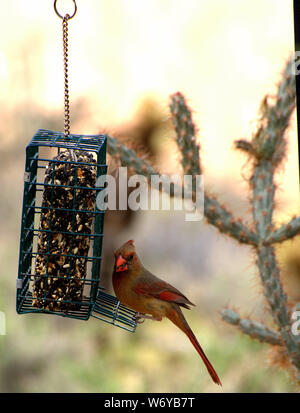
left=16, top=129, right=137, bottom=332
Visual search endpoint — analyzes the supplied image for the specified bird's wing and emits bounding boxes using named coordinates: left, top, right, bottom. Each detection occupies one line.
left=133, top=277, right=195, bottom=309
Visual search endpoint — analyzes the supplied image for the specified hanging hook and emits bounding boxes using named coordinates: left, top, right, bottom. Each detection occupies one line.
left=54, top=0, right=77, bottom=20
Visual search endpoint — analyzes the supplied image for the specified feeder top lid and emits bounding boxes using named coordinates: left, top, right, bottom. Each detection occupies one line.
left=27, top=129, right=106, bottom=154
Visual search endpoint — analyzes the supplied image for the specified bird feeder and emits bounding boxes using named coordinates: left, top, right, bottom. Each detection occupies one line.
left=16, top=129, right=137, bottom=332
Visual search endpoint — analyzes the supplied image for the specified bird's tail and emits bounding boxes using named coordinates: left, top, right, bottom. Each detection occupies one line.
left=167, top=306, right=222, bottom=386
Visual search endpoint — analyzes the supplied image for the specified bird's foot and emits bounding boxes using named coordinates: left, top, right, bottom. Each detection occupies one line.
left=133, top=312, right=146, bottom=324
left=133, top=312, right=159, bottom=323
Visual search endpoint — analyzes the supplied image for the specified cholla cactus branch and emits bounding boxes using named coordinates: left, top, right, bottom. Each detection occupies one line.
left=251, top=161, right=276, bottom=240
left=265, top=216, right=300, bottom=244
left=204, top=195, right=258, bottom=245
left=170, top=92, right=202, bottom=176
left=252, top=58, right=296, bottom=165
left=107, top=135, right=158, bottom=177
left=256, top=245, right=300, bottom=368
left=221, top=308, right=282, bottom=346
left=235, top=139, right=257, bottom=157
left=246, top=58, right=300, bottom=371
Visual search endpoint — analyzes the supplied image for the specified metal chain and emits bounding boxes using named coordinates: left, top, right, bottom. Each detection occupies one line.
left=62, top=15, right=71, bottom=138
left=54, top=0, right=77, bottom=160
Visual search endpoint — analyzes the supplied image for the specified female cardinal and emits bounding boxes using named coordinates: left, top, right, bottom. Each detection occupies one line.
left=112, top=239, right=222, bottom=386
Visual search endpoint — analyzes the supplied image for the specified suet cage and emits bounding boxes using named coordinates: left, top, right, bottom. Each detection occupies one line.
left=16, top=129, right=137, bottom=332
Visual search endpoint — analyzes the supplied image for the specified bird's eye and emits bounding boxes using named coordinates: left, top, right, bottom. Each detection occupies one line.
left=127, top=254, right=134, bottom=261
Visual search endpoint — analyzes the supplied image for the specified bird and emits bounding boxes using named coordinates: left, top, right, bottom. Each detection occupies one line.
left=112, top=239, right=222, bottom=386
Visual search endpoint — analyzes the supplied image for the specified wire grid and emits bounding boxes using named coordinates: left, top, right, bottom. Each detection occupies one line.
left=92, top=289, right=138, bottom=332
left=17, top=129, right=107, bottom=320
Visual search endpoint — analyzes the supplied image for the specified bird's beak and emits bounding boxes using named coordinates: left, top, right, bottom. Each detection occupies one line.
left=115, top=255, right=128, bottom=272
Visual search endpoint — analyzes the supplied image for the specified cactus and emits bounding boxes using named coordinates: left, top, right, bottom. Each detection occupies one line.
left=107, top=56, right=300, bottom=381
left=221, top=308, right=282, bottom=346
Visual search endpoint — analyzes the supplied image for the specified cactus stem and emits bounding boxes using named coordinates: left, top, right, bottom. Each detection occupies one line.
left=221, top=308, right=282, bottom=345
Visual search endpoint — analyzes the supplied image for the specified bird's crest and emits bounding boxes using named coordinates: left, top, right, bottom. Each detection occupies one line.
left=114, top=239, right=136, bottom=257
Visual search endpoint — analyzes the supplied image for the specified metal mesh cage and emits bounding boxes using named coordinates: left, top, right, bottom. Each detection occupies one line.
left=92, top=289, right=137, bottom=332
left=16, top=129, right=138, bottom=331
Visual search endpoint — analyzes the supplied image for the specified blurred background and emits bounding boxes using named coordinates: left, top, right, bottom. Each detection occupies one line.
left=0, top=0, right=299, bottom=392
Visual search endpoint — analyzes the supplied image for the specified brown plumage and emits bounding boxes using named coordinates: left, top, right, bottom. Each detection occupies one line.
left=112, top=240, right=222, bottom=386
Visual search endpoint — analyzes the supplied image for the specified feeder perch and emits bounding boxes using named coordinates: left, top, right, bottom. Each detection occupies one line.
left=17, top=129, right=137, bottom=332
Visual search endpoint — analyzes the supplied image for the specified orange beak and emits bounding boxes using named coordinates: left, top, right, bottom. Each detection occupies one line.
left=115, top=255, right=128, bottom=272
